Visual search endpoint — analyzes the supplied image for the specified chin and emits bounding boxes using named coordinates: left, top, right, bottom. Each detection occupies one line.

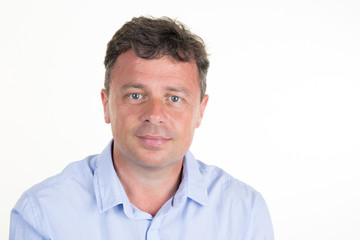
left=134, top=153, right=181, bottom=169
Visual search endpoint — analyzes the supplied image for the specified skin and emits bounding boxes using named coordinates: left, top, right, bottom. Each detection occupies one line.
left=101, top=50, right=208, bottom=216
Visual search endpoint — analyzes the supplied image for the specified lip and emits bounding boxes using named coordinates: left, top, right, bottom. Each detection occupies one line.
left=136, top=135, right=171, bottom=149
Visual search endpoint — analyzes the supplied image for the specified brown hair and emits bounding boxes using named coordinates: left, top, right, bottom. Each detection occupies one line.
left=104, top=16, right=209, bottom=101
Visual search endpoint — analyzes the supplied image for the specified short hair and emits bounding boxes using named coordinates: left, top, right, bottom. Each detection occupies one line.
left=104, top=16, right=209, bottom=101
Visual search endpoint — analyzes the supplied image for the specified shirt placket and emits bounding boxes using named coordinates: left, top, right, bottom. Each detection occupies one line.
left=146, top=216, right=162, bottom=240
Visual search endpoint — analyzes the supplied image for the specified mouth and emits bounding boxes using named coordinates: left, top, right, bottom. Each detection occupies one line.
left=136, top=135, right=171, bottom=149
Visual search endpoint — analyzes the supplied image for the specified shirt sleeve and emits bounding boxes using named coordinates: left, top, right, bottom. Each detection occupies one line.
left=247, top=193, right=274, bottom=240
left=9, top=193, right=48, bottom=240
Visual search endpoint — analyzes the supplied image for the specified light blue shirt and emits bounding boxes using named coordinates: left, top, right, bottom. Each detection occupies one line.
left=10, top=141, right=274, bottom=239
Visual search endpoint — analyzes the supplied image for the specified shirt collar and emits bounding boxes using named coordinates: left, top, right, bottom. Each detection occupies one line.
left=93, top=140, right=209, bottom=214
left=93, top=140, right=130, bottom=213
left=175, top=151, right=209, bottom=206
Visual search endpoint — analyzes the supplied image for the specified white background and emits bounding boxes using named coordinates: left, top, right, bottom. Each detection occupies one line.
left=1, top=0, right=359, bottom=239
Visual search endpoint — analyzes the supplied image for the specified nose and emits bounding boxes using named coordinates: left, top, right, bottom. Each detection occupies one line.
left=140, top=99, right=167, bottom=124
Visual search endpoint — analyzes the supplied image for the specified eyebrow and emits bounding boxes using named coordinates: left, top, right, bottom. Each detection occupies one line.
left=120, top=83, right=146, bottom=91
left=165, top=87, right=191, bottom=97
left=120, top=84, right=191, bottom=96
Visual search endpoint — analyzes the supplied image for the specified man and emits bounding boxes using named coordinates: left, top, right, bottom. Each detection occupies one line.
left=10, top=16, right=274, bottom=239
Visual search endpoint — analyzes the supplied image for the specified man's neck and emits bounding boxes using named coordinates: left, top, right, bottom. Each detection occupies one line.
left=112, top=151, right=183, bottom=217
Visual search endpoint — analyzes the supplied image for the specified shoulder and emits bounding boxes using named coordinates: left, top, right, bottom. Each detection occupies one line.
left=10, top=154, right=100, bottom=238
left=195, top=160, right=274, bottom=238
left=196, top=159, right=261, bottom=206
left=29, top=154, right=97, bottom=196
left=13, top=154, right=98, bottom=216
left=197, top=162, right=275, bottom=239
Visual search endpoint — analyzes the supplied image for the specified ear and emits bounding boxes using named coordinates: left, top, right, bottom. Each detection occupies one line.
left=101, top=89, right=111, bottom=124
left=196, top=94, right=209, bottom=128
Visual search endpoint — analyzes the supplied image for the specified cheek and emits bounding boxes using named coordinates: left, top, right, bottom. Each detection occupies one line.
left=170, top=110, right=199, bottom=132
left=109, top=106, right=137, bottom=133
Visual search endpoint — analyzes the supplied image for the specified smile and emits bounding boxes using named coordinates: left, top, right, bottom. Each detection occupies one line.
left=136, top=135, right=171, bottom=149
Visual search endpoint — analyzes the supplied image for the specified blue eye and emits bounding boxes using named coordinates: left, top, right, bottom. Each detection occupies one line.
left=170, top=96, right=181, bottom=102
left=129, top=93, right=142, bottom=100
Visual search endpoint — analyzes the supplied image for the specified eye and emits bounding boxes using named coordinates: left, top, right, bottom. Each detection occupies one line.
left=169, top=96, right=181, bottom=103
left=129, top=93, right=142, bottom=100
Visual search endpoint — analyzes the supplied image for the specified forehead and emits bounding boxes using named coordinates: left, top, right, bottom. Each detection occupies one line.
left=111, top=50, right=199, bottom=91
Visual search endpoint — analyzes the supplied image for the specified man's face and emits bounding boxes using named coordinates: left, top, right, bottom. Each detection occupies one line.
left=101, top=50, right=208, bottom=169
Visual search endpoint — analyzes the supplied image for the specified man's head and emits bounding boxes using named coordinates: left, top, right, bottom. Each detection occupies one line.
left=101, top=16, right=209, bottom=169
left=104, top=16, right=209, bottom=101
